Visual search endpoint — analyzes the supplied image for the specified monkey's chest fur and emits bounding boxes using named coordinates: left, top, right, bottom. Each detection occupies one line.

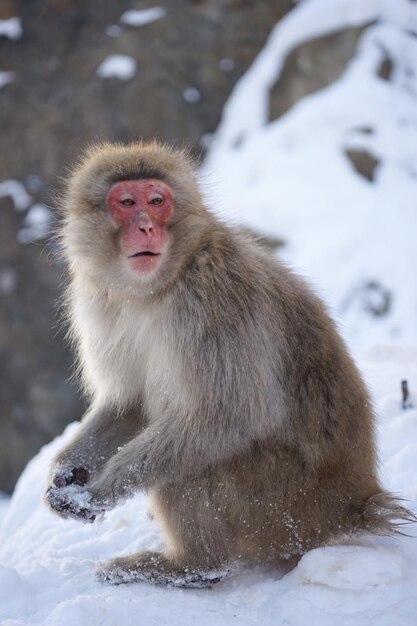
left=72, top=288, right=184, bottom=417
left=71, top=276, right=288, bottom=430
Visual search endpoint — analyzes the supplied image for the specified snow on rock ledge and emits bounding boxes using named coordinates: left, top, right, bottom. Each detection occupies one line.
left=0, top=180, right=31, bottom=210
left=120, top=7, right=166, bottom=27
left=17, top=203, right=52, bottom=244
left=96, top=55, right=137, bottom=80
left=0, top=70, right=15, bottom=89
left=0, top=17, right=22, bottom=41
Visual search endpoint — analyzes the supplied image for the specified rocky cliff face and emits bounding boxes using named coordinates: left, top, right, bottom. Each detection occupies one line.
left=0, top=0, right=361, bottom=492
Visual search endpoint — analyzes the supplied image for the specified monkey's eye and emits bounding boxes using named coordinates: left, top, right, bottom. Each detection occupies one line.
left=120, top=198, right=135, bottom=207
left=149, top=195, right=163, bottom=206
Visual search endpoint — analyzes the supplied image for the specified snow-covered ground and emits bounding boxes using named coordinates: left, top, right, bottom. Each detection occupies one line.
left=1, top=0, right=417, bottom=623
left=0, top=348, right=416, bottom=626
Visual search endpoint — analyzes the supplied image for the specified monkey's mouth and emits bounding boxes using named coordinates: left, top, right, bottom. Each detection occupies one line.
left=127, top=250, right=162, bottom=274
left=129, top=251, right=161, bottom=258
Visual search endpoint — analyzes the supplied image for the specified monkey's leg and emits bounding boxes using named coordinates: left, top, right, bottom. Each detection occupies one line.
left=96, top=551, right=229, bottom=588
left=97, top=478, right=235, bottom=587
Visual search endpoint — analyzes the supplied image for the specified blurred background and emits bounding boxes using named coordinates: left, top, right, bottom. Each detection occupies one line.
left=0, top=0, right=416, bottom=494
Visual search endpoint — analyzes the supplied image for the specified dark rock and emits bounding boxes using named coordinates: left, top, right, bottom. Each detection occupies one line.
left=351, top=126, right=375, bottom=135
left=342, top=280, right=392, bottom=318
left=344, top=149, right=380, bottom=182
left=269, top=26, right=366, bottom=121
left=377, top=54, right=394, bottom=81
left=401, top=380, right=413, bottom=410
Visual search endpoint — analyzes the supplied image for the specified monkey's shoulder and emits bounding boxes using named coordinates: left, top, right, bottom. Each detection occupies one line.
left=171, top=225, right=333, bottom=356
left=178, top=226, right=320, bottom=315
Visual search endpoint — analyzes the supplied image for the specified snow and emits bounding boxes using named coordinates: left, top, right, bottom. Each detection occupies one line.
left=201, top=0, right=417, bottom=348
left=183, top=86, right=201, bottom=103
left=0, top=349, right=416, bottom=626
left=105, top=25, right=122, bottom=38
left=0, top=181, right=51, bottom=242
left=0, top=179, right=31, bottom=210
left=120, top=7, right=166, bottom=27
left=2, top=0, right=417, bottom=623
left=0, top=70, right=15, bottom=89
left=0, top=494, right=10, bottom=522
left=17, top=203, right=52, bottom=244
left=296, top=544, right=404, bottom=590
left=25, top=174, right=45, bottom=195
left=0, top=17, right=22, bottom=40
left=219, top=58, right=235, bottom=72
left=96, top=55, right=137, bottom=80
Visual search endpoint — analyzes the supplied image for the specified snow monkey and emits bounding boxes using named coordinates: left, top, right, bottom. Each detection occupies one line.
left=45, top=142, right=413, bottom=588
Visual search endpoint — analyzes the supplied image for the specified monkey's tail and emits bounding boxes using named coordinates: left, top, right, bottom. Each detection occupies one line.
left=361, top=491, right=417, bottom=537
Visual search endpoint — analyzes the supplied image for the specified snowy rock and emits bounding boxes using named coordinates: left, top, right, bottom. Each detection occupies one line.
left=105, top=25, right=122, bottom=38
left=0, top=70, right=15, bottom=89
left=200, top=133, right=214, bottom=149
left=183, top=86, right=201, bottom=103
left=0, top=494, right=10, bottom=522
left=219, top=58, right=235, bottom=72
left=17, top=203, right=52, bottom=244
left=202, top=0, right=417, bottom=348
left=25, top=174, right=45, bottom=195
left=0, top=179, right=31, bottom=210
left=0, top=17, right=22, bottom=40
left=0, top=268, right=18, bottom=295
left=96, top=55, right=137, bottom=81
left=120, top=7, right=166, bottom=27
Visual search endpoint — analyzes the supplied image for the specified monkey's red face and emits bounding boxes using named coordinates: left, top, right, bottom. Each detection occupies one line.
left=107, top=179, right=173, bottom=275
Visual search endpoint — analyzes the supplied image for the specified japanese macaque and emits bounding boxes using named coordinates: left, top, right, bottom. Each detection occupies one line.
left=46, top=142, right=413, bottom=588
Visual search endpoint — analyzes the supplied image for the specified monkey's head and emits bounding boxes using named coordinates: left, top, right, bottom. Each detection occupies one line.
left=60, top=142, right=210, bottom=297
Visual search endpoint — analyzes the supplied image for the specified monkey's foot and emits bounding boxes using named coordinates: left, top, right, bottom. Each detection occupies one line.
left=96, top=551, right=229, bottom=588
left=46, top=484, right=104, bottom=523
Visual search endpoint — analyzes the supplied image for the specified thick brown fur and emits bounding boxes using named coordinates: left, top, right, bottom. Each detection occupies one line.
left=46, top=141, right=414, bottom=587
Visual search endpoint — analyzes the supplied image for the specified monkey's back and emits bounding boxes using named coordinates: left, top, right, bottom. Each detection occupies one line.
left=172, top=226, right=376, bottom=462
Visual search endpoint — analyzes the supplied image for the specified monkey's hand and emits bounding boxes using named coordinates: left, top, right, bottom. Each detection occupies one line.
left=51, top=466, right=90, bottom=489
left=86, top=461, right=136, bottom=513
left=45, top=465, right=94, bottom=520
left=45, top=482, right=106, bottom=523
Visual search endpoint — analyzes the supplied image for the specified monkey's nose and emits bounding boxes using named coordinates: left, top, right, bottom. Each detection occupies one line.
left=137, top=213, right=154, bottom=234
left=139, top=224, right=153, bottom=234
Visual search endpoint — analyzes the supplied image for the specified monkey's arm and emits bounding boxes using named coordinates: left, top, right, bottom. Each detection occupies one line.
left=65, top=410, right=275, bottom=519
left=50, top=404, right=144, bottom=478
left=46, top=404, right=145, bottom=518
